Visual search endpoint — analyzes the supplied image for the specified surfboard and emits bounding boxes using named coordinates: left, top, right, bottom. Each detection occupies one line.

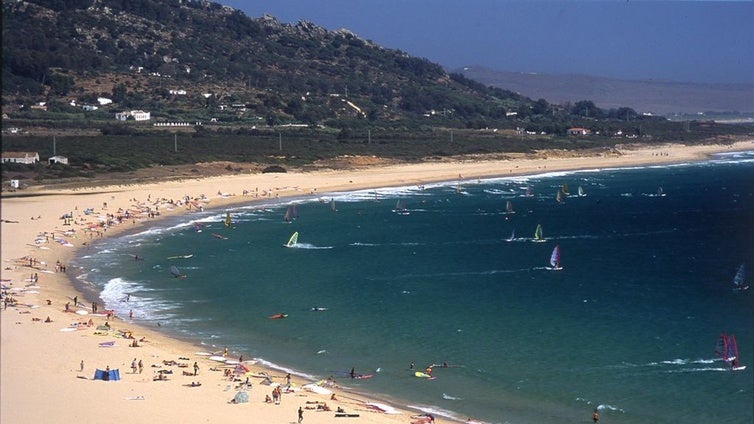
left=75, top=310, right=89, bottom=315
left=414, top=371, right=436, bottom=380
left=209, top=356, right=227, bottom=362
left=365, top=402, right=400, bottom=414
left=269, top=313, right=288, bottom=319
left=302, top=383, right=332, bottom=395
left=168, top=254, right=194, bottom=259
left=195, top=351, right=212, bottom=356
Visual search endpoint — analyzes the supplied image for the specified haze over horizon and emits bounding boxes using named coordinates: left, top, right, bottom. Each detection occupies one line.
left=221, top=0, right=754, bottom=86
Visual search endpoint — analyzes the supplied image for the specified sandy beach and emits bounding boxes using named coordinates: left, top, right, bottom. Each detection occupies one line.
left=2, top=139, right=752, bottom=424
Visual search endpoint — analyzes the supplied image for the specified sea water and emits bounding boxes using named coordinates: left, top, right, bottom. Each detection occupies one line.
left=72, top=152, right=754, bottom=424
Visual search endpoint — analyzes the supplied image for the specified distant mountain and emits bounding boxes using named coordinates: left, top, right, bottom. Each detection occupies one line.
left=459, top=67, right=754, bottom=116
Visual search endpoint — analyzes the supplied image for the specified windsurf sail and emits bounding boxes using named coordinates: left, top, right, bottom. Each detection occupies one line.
left=561, top=183, right=570, bottom=196
left=525, top=186, right=533, bottom=197
left=657, top=186, right=665, bottom=196
left=283, top=205, right=299, bottom=222
left=169, top=265, right=185, bottom=278
left=285, top=232, right=299, bottom=247
left=506, top=229, right=515, bottom=242
left=715, top=333, right=739, bottom=364
left=224, top=212, right=232, bottom=228
left=533, top=224, right=545, bottom=242
left=330, top=198, right=337, bottom=212
left=578, top=185, right=586, bottom=197
left=549, top=245, right=562, bottom=270
left=393, top=200, right=409, bottom=215
left=506, top=200, right=515, bottom=214
left=733, top=264, right=749, bottom=291
left=556, top=189, right=563, bottom=204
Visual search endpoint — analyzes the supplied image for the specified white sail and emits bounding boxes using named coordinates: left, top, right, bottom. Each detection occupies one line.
left=733, top=264, right=749, bottom=291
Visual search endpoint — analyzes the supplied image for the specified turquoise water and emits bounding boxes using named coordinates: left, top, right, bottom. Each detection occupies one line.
left=72, top=152, right=754, bottom=423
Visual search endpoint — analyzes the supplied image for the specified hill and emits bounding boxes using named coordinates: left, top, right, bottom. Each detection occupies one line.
left=458, top=67, right=754, bottom=116
left=1, top=0, right=751, bottom=183
left=2, top=0, right=531, bottom=129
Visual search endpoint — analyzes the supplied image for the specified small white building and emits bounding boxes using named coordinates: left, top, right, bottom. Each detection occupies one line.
left=115, top=110, right=151, bottom=121
left=98, top=97, right=113, bottom=105
left=1, top=152, right=39, bottom=164
left=567, top=127, right=591, bottom=136
left=48, top=155, right=69, bottom=165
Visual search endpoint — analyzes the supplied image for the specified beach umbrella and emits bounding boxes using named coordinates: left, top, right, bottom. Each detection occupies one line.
left=232, top=391, right=249, bottom=403
left=233, top=363, right=251, bottom=375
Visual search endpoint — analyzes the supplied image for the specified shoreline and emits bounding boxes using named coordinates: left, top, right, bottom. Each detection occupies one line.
left=2, top=140, right=752, bottom=424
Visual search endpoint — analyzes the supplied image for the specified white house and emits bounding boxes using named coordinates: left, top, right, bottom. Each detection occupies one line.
left=48, top=155, right=69, bottom=165
left=2, top=152, right=39, bottom=164
left=98, top=97, right=113, bottom=105
left=169, top=89, right=187, bottom=95
left=115, top=110, right=151, bottom=121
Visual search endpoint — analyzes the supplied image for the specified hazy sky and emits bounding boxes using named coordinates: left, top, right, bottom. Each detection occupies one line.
left=219, top=0, right=753, bottom=85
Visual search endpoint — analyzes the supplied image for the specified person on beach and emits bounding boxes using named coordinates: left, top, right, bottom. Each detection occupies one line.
left=298, top=406, right=304, bottom=423
left=193, top=362, right=199, bottom=376
left=131, top=359, right=137, bottom=373
left=80, top=360, right=84, bottom=372
left=138, top=359, right=143, bottom=373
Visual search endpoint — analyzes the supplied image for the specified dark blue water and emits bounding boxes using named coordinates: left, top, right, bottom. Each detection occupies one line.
left=73, top=152, right=754, bottom=423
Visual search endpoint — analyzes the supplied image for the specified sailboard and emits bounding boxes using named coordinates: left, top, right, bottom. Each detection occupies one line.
left=546, top=245, right=563, bottom=270
left=330, top=198, right=337, bottom=212
left=169, top=265, right=186, bottom=278
left=657, top=187, right=666, bottom=197
left=524, top=186, right=533, bottom=197
left=532, top=224, right=546, bottom=242
left=283, top=205, right=299, bottom=222
left=414, top=371, right=435, bottom=380
left=732, top=264, right=749, bottom=291
left=224, top=212, right=232, bottom=228
left=556, top=189, right=564, bottom=204
left=578, top=185, right=586, bottom=197
left=506, top=229, right=516, bottom=242
left=392, top=200, right=410, bottom=215
left=167, top=254, right=193, bottom=260
left=284, top=231, right=299, bottom=248
left=715, top=333, right=746, bottom=370
left=505, top=200, right=515, bottom=214
left=561, top=183, right=570, bottom=196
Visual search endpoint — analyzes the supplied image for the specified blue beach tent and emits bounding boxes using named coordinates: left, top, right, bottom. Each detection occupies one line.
left=93, top=368, right=120, bottom=381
